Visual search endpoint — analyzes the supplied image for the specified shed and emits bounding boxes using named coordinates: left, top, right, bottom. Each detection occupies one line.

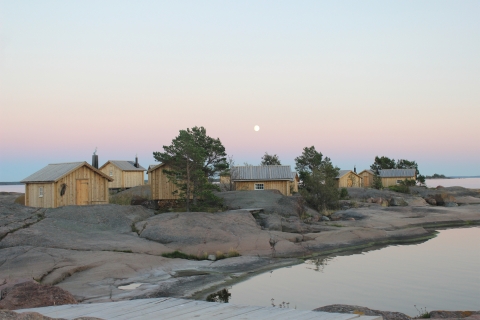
left=336, top=170, right=363, bottom=188
left=99, top=159, right=145, bottom=189
left=359, top=169, right=375, bottom=187
left=230, top=165, right=297, bottom=196
left=147, top=163, right=181, bottom=200
left=21, top=162, right=113, bottom=208
left=379, top=169, right=416, bottom=187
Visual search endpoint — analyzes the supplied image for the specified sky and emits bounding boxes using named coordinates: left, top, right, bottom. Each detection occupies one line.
left=1, top=0, right=479, bottom=181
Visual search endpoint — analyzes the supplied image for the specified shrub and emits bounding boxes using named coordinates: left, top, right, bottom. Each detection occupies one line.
left=161, top=250, right=200, bottom=260
left=388, top=184, right=410, bottom=194
left=339, top=188, right=349, bottom=199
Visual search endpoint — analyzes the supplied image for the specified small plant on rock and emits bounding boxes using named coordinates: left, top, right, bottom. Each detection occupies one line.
left=414, top=305, right=430, bottom=318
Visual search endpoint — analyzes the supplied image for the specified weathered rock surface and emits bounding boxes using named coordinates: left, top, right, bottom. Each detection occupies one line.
left=314, top=304, right=411, bottom=320
left=429, top=311, right=480, bottom=319
left=389, top=197, right=408, bottom=206
left=0, top=280, right=77, bottom=310
left=0, top=188, right=479, bottom=305
left=217, top=190, right=317, bottom=217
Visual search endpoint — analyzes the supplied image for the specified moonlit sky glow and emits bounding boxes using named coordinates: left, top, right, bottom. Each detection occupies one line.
left=1, top=1, right=479, bottom=181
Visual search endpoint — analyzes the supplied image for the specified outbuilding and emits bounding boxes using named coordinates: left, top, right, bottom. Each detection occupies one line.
left=21, top=162, right=113, bottom=208
left=359, top=169, right=375, bottom=188
left=379, top=169, right=416, bottom=187
left=147, top=163, right=181, bottom=200
left=99, top=158, right=146, bottom=189
left=336, top=170, right=363, bottom=188
left=230, top=165, right=298, bottom=196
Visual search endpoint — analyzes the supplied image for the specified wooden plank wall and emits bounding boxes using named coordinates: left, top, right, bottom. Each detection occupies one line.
left=100, top=163, right=123, bottom=188
left=381, top=176, right=416, bottom=187
left=234, top=180, right=290, bottom=196
left=25, top=183, right=55, bottom=208
left=150, top=165, right=181, bottom=200
left=55, top=165, right=109, bottom=207
left=123, top=171, right=144, bottom=188
left=360, top=171, right=374, bottom=187
left=337, top=174, right=362, bottom=188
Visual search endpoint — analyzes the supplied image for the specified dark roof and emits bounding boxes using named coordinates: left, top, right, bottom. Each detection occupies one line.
left=100, top=160, right=146, bottom=171
left=379, top=169, right=416, bottom=178
left=21, top=162, right=113, bottom=183
left=232, top=165, right=293, bottom=181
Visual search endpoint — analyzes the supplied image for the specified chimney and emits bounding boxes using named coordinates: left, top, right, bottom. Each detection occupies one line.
left=354, top=165, right=356, bottom=173
left=135, top=155, right=139, bottom=168
left=92, top=152, right=98, bottom=169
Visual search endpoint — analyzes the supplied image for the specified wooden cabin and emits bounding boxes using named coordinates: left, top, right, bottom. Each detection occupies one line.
left=379, top=169, right=416, bottom=187
left=99, top=159, right=145, bottom=189
left=148, top=163, right=181, bottom=200
left=21, top=162, right=113, bottom=208
left=359, top=169, right=375, bottom=187
left=230, top=165, right=297, bottom=196
left=147, top=165, right=157, bottom=184
left=336, top=170, right=363, bottom=188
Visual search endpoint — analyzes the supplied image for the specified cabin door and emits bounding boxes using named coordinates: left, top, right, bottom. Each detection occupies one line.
left=76, top=179, right=89, bottom=205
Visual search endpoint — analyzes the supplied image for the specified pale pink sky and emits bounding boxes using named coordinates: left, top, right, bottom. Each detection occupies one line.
left=1, top=1, right=479, bottom=181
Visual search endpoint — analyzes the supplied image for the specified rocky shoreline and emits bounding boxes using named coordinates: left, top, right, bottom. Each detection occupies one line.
left=1, top=187, right=479, bottom=316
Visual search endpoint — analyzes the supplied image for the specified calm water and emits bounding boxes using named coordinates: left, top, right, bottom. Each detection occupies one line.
left=0, top=185, right=25, bottom=193
left=229, top=227, right=480, bottom=316
left=425, top=177, right=480, bottom=189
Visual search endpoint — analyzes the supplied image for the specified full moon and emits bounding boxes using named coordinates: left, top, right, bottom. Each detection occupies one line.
left=254, top=125, right=260, bottom=131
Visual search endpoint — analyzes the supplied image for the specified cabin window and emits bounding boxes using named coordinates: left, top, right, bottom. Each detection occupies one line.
left=109, top=170, right=113, bottom=177
left=396, top=180, right=402, bottom=184
left=39, top=187, right=44, bottom=197
left=254, top=183, right=264, bottom=190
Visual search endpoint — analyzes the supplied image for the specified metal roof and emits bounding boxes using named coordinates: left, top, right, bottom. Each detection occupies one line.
left=147, top=163, right=165, bottom=173
left=232, top=165, right=293, bottom=181
left=21, top=162, right=113, bottom=183
left=379, top=169, right=416, bottom=178
left=101, top=160, right=146, bottom=171
left=336, top=170, right=352, bottom=178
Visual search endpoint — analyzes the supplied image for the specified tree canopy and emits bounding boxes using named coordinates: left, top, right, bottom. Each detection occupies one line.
left=153, top=126, right=227, bottom=211
left=370, top=156, right=425, bottom=185
left=295, top=146, right=340, bottom=212
left=261, top=152, right=281, bottom=166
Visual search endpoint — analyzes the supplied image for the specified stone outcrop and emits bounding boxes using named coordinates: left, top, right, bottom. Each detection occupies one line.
left=314, top=304, right=411, bottom=320
left=0, top=280, right=77, bottom=310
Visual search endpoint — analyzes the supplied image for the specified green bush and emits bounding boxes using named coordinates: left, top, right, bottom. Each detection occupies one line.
left=339, top=188, right=349, bottom=199
left=388, top=184, right=410, bottom=194
left=161, top=250, right=200, bottom=260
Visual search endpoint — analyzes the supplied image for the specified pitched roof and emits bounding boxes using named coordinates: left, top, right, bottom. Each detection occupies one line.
left=359, top=169, right=375, bottom=175
left=379, top=169, right=416, bottom=178
left=336, top=170, right=363, bottom=179
left=147, top=163, right=165, bottom=173
left=21, top=162, right=113, bottom=183
left=232, top=165, right=293, bottom=181
left=291, top=172, right=298, bottom=180
left=100, top=160, right=146, bottom=171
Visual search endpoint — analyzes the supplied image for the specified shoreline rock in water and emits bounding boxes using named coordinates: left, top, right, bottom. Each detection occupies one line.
left=314, top=305, right=480, bottom=320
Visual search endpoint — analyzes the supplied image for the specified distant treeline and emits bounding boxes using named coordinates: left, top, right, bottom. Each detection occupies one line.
left=0, top=182, right=23, bottom=185
left=426, top=174, right=449, bottom=179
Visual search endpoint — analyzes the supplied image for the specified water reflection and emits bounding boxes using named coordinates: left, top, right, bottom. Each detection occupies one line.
left=229, top=227, right=480, bottom=316
left=305, top=256, right=333, bottom=272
